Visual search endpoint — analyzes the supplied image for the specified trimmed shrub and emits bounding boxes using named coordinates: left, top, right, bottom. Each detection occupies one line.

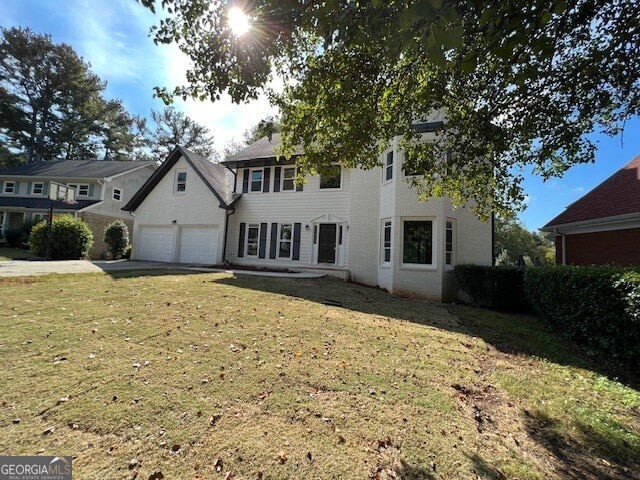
left=29, top=215, right=93, bottom=260
left=455, top=264, right=530, bottom=312
left=4, top=219, right=41, bottom=248
left=103, top=219, right=130, bottom=260
left=524, top=266, right=640, bottom=360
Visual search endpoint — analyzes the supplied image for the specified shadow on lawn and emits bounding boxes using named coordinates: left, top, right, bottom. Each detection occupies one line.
left=198, top=273, right=639, bottom=390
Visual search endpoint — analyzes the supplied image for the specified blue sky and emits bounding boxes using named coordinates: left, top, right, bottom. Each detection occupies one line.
left=1, top=0, right=639, bottom=231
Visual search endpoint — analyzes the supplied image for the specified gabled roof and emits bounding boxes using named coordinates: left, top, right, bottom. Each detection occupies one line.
left=543, top=154, right=640, bottom=229
left=0, top=160, right=155, bottom=179
left=224, top=133, right=302, bottom=167
left=123, top=146, right=237, bottom=211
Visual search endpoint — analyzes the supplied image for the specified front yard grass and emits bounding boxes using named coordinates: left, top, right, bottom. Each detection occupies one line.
left=0, top=246, right=29, bottom=261
left=0, top=271, right=638, bottom=479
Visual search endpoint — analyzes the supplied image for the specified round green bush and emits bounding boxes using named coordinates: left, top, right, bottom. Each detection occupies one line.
left=103, top=219, right=130, bottom=259
left=29, top=215, right=94, bottom=260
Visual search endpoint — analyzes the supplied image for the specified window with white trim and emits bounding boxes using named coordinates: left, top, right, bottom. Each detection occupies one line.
left=113, top=188, right=122, bottom=201
left=250, top=169, right=263, bottom=192
left=278, top=224, right=293, bottom=258
left=246, top=224, right=260, bottom=256
left=32, top=182, right=44, bottom=195
left=382, top=220, right=392, bottom=264
left=3, top=182, right=15, bottom=194
left=403, top=220, right=433, bottom=265
left=174, top=171, right=187, bottom=193
left=384, top=151, right=393, bottom=182
left=445, top=220, right=455, bottom=267
left=68, top=183, right=89, bottom=197
left=319, top=166, right=341, bottom=189
left=282, top=167, right=296, bottom=191
left=403, top=152, right=423, bottom=177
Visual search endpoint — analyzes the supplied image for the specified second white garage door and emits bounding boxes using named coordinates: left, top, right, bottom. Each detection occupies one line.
left=178, top=226, right=218, bottom=264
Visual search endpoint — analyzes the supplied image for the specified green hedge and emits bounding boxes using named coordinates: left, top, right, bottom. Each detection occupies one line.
left=455, top=264, right=530, bottom=312
left=524, top=266, right=640, bottom=360
left=29, top=215, right=94, bottom=260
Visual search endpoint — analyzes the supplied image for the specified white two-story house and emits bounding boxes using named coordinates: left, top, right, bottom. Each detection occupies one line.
left=0, top=160, right=156, bottom=257
left=124, top=126, right=491, bottom=300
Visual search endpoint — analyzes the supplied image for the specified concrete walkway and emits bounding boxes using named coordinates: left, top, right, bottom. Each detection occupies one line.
left=0, top=259, right=325, bottom=279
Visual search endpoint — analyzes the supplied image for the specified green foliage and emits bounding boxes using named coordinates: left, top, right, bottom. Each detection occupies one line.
left=141, top=0, right=640, bottom=218
left=149, top=107, right=216, bottom=161
left=455, top=264, right=530, bottom=312
left=3, top=219, right=41, bottom=248
left=29, top=215, right=93, bottom=260
left=103, top=220, right=130, bottom=260
left=495, top=216, right=554, bottom=266
left=524, top=266, right=640, bottom=360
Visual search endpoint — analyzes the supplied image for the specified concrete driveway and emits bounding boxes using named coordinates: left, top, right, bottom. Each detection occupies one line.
left=0, top=259, right=177, bottom=277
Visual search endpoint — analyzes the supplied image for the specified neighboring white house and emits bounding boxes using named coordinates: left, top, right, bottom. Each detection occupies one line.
left=0, top=160, right=156, bottom=258
left=124, top=130, right=492, bottom=301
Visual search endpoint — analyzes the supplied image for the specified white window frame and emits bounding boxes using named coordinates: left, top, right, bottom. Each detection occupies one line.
left=68, top=183, right=90, bottom=197
left=383, top=151, right=394, bottom=183
left=174, top=171, right=187, bottom=194
left=278, top=223, right=293, bottom=259
left=401, top=218, right=435, bottom=269
left=445, top=219, right=455, bottom=269
left=32, top=182, right=44, bottom=196
left=112, top=188, right=122, bottom=202
left=246, top=224, right=260, bottom=257
left=381, top=219, right=392, bottom=265
left=250, top=169, right=264, bottom=192
left=281, top=167, right=296, bottom=191
left=3, top=182, right=15, bottom=194
left=319, top=166, right=342, bottom=190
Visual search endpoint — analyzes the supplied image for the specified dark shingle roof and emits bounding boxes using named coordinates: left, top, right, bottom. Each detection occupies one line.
left=123, top=146, right=237, bottom=211
left=224, top=133, right=302, bottom=166
left=543, top=154, right=640, bottom=229
left=0, top=160, right=155, bottom=179
left=0, top=196, right=100, bottom=211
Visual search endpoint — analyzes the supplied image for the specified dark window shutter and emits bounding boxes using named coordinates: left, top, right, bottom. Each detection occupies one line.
left=273, top=167, right=281, bottom=192
left=259, top=222, right=267, bottom=258
left=238, top=223, right=246, bottom=257
left=242, top=170, right=249, bottom=193
left=263, top=168, right=270, bottom=192
left=270, top=223, right=278, bottom=259
left=292, top=223, right=301, bottom=260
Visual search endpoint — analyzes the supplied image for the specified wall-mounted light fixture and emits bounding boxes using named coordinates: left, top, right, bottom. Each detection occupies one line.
left=172, top=220, right=177, bottom=225
left=304, top=224, right=310, bottom=231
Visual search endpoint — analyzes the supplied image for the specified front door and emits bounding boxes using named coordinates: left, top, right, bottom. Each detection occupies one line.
left=318, top=223, right=337, bottom=263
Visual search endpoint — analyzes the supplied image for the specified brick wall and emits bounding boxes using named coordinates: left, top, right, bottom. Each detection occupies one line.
left=556, top=227, right=640, bottom=266
left=79, top=212, right=133, bottom=260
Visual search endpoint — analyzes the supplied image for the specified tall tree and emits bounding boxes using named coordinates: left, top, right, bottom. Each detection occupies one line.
left=139, top=0, right=640, bottom=218
left=243, top=116, right=281, bottom=145
left=0, top=27, right=109, bottom=163
left=494, top=216, right=554, bottom=266
left=100, top=101, right=150, bottom=161
left=148, top=106, right=216, bottom=161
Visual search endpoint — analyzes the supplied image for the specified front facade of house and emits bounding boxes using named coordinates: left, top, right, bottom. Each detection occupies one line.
left=0, top=160, right=156, bottom=257
left=543, top=154, right=640, bottom=266
left=126, top=131, right=491, bottom=300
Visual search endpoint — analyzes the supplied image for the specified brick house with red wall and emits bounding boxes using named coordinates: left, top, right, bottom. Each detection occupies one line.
left=542, top=154, right=640, bottom=266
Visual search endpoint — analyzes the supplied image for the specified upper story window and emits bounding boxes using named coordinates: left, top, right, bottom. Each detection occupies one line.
left=282, top=167, right=296, bottom=191
left=32, top=182, right=44, bottom=195
left=319, top=166, right=342, bottom=189
left=68, top=183, right=90, bottom=197
left=3, top=181, right=16, bottom=194
left=384, top=151, right=394, bottom=182
left=113, top=188, right=122, bottom=201
left=250, top=169, right=263, bottom=192
left=175, top=171, right=187, bottom=193
left=403, top=220, right=433, bottom=265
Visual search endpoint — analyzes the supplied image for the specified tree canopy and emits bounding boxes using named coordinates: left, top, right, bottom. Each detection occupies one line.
left=494, top=216, right=554, bottom=266
left=139, top=0, right=640, bottom=218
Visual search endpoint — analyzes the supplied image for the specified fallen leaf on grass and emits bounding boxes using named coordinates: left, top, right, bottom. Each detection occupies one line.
left=128, top=458, right=140, bottom=470
left=214, top=458, right=223, bottom=473
left=223, top=472, right=233, bottom=480
left=148, top=472, right=164, bottom=480
left=42, top=427, right=55, bottom=436
left=277, top=450, right=288, bottom=464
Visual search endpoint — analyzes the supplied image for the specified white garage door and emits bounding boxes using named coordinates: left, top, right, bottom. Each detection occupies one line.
left=137, top=226, right=174, bottom=262
left=178, top=226, right=218, bottom=264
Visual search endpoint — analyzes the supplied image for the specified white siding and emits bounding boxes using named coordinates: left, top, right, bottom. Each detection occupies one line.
left=90, top=165, right=156, bottom=219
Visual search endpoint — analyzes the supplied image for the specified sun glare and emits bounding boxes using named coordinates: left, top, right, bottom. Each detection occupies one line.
left=228, top=7, right=251, bottom=36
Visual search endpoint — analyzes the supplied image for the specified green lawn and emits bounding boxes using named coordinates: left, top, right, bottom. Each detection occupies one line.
left=0, top=246, right=29, bottom=261
left=0, top=271, right=638, bottom=479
